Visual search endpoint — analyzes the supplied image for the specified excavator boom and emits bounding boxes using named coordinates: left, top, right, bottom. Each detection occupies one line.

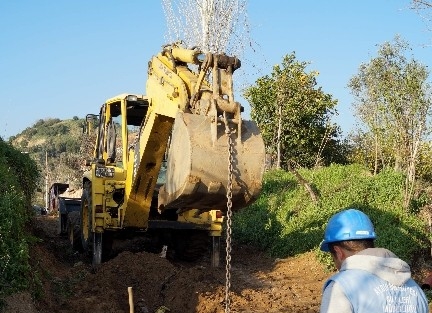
left=126, top=42, right=265, bottom=219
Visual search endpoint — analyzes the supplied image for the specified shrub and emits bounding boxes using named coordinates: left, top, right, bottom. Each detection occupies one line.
left=0, top=139, right=39, bottom=302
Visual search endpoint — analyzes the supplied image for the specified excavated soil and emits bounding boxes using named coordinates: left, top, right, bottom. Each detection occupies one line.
left=8, top=214, right=422, bottom=313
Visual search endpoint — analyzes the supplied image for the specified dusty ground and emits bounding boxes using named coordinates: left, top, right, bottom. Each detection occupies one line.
left=5, top=215, right=428, bottom=313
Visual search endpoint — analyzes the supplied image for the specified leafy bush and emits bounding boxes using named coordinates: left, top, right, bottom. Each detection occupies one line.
left=233, top=164, right=429, bottom=268
left=0, top=139, right=39, bottom=302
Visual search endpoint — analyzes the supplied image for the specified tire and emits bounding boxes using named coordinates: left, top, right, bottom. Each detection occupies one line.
left=172, top=230, right=210, bottom=262
left=80, top=182, right=92, bottom=253
left=67, top=211, right=82, bottom=251
left=93, top=232, right=102, bottom=266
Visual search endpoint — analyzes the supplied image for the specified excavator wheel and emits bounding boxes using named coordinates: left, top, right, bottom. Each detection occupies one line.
left=80, top=182, right=92, bottom=253
left=67, top=211, right=82, bottom=251
left=171, top=230, right=210, bottom=262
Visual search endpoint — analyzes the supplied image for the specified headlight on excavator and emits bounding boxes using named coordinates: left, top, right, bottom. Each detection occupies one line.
left=127, top=95, right=138, bottom=102
left=95, top=166, right=115, bottom=178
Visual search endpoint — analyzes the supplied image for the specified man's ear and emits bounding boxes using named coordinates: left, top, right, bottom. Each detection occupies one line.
left=333, top=245, right=345, bottom=260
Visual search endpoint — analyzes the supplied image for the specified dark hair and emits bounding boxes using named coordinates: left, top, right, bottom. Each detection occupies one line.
left=328, top=239, right=374, bottom=254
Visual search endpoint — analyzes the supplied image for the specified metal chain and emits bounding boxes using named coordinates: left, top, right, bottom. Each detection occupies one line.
left=224, top=118, right=234, bottom=313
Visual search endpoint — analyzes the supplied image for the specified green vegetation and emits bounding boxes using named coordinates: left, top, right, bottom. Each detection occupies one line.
left=233, top=164, right=430, bottom=269
left=348, top=36, right=432, bottom=209
left=0, top=138, right=40, bottom=304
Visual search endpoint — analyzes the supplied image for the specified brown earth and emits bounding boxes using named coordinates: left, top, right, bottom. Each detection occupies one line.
left=4, top=215, right=430, bottom=313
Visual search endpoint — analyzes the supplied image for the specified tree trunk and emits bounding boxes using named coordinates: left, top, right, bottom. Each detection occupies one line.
left=287, top=160, right=318, bottom=203
left=403, top=126, right=422, bottom=210
left=374, top=133, right=378, bottom=175
left=276, top=104, right=282, bottom=169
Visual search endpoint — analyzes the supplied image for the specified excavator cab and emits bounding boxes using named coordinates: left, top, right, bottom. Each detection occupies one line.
left=83, top=95, right=149, bottom=166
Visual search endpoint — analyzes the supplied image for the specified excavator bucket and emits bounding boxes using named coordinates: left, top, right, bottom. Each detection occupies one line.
left=158, top=112, right=265, bottom=212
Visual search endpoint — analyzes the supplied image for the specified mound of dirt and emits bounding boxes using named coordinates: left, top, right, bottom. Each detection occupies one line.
left=7, top=216, right=333, bottom=313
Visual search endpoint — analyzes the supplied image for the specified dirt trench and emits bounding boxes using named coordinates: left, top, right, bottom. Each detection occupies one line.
left=6, top=215, right=332, bottom=313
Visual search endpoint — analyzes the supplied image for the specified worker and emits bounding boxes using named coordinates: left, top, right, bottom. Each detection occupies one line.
left=319, top=208, right=428, bottom=313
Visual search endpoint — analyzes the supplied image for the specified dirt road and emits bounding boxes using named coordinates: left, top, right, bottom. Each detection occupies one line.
left=6, top=215, right=333, bottom=313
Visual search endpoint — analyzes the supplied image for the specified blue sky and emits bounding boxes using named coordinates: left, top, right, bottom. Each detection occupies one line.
left=0, top=1, right=430, bottom=140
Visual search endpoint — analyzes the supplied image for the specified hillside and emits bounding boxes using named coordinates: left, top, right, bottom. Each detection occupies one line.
left=8, top=117, right=89, bottom=206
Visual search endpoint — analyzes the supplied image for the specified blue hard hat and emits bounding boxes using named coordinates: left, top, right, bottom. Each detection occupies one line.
left=320, top=208, right=376, bottom=252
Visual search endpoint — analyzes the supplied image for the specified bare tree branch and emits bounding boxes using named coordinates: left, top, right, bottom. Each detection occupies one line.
left=287, top=160, right=319, bottom=203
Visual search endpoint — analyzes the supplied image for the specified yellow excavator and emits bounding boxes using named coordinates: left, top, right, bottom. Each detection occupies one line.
left=72, top=42, right=265, bottom=266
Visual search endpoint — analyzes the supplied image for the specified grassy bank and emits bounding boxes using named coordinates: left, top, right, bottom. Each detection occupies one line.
left=233, top=164, right=430, bottom=268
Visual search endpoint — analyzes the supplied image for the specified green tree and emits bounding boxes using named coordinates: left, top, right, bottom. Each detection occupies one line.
left=244, top=52, right=345, bottom=169
left=348, top=36, right=432, bottom=208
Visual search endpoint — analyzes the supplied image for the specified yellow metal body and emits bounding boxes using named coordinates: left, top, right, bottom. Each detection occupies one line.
left=82, top=42, right=265, bottom=244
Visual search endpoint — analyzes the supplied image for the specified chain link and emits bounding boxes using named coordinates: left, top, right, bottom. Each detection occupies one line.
left=224, top=117, right=234, bottom=313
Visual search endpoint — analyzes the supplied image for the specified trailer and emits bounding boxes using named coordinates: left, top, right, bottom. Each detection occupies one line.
left=49, top=183, right=81, bottom=236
